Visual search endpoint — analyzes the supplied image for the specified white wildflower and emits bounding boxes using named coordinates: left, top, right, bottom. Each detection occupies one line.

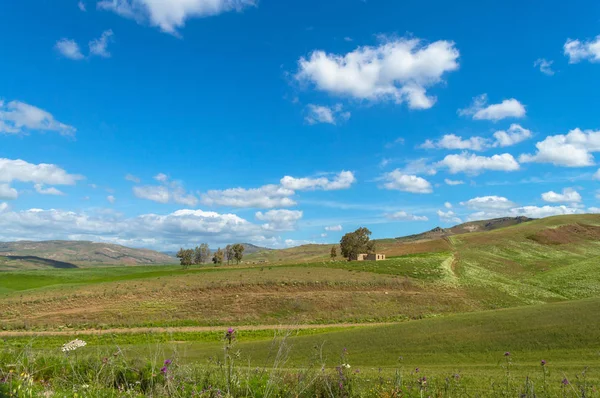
left=61, top=339, right=87, bottom=352
left=343, top=363, right=351, bottom=369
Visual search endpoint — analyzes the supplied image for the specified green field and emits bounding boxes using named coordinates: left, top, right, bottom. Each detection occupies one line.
left=2, top=214, right=600, bottom=396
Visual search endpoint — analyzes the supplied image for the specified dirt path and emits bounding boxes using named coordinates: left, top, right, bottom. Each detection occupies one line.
left=0, top=322, right=396, bottom=337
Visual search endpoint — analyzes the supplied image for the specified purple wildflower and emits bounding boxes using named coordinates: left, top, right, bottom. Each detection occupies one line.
left=160, top=366, right=168, bottom=375
left=415, top=367, right=420, bottom=373
left=541, top=360, right=546, bottom=366
left=504, top=352, right=510, bottom=357
left=562, top=378, right=570, bottom=386
left=164, top=359, right=172, bottom=366
left=225, top=327, right=236, bottom=343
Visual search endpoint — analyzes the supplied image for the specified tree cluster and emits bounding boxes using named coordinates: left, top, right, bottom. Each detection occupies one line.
left=176, top=243, right=245, bottom=268
left=339, top=227, right=376, bottom=260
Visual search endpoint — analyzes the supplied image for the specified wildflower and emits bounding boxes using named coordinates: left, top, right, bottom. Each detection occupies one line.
left=161, top=366, right=168, bottom=375
left=541, top=360, right=546, bottom=366
left=562, top=378, right=569, bottom=386
left=504, top=352, right=510, bottom=357
left=61, top=339, right=87, bottom=353
left=342, top=363, right=351, bottom=369
left=225, top=327, right=236, bottom=343
left=453, top=373, right=461, bottom=381
left=415, top=367, right=420, bottom=373
left=164, top=359, right=172, bottom=366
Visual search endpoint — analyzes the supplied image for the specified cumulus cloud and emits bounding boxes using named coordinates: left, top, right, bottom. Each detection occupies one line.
left=97, top=0, right=255, bottom=34
left=444, top=178, right=464, bottom=186
left=78, top=1, right=87, bottom=11
left=564, top=36, right=600, bottom=64
left=541, top=188, right=582, bottom=204
left=0, top=184, right=18, bottom=200
left=325, top=225, right=342, bottom=232
left=437, top=210, right=462, bottom=224
left=380, top=170, right=433, bottom=193
left=0, top=158, right=83, bottom=185
left=459, top=94, right=526, bottom=121
left=468, top=205, right=583, bottom=221
left=400, top=158, right=437, bottom=176
left=255, top=209, right=303, bottom=231
left=295, top=36, right=459, bottom=109
left=55, top=39, right=85, bottom=60
left=89, top=30, right=114, bottom=58
left=305, top=104, right=350, bottom=125
left=534, top=58, right=555, bottom=75
left=0, top=207, right=280, bottom=249
left=0, top=203, right=8, bottom=213
left=444, top=202, right=452, bottom=209
left=386, top=211, right=428, bottom=221
left=520, top=128, right=600, bottom=167
left=422, top=125, right=531, bottom=152
left=437, top=152, right=520, bottom=174
left=133, top=174, right=198, bottom=206
left=460, top=196, right=517, bottom=210
left=34, top=184, right=65, bottom=196
left=202, top=184, right=296, bottom=208
left=107, top=195, right=116, bottom=204
left=280, top=171, right=356, bottom=191
left=0, top=100, right=76, bottom=136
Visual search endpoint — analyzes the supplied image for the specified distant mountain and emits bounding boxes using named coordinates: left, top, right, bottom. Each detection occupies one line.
left=395, top=216, right=535, bottom=242
left=0, top=240, right=178, bottom=266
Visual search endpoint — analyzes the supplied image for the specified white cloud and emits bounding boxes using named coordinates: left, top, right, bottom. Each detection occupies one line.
left=0, top=158, right=83, bottom=185
left=437, top=209, right=462, bottom=224
left=154, top=173, right=169, bottom=182
left=280, top=171, right=356, bottom=191
left=438, top=152, right=520, bottom=174
left=125, top=174, right=141, bottom=183
left=320, top=233, right=327, bottom=238
left=325, top=225, right=342, bottom=231
left=534, top=58, right=555, bottom=75
left=284, top=238, right=316, bottom=248
left=255, top=209, right=303, bottom=231
left=0, top=207, right=279, bottom=249
left=133, top=185, right=170, bottom=203
left=202, top=184, right=296, bottom=208
left=55, top=39, right=84, bottom=60
left=0, top=203, right=8, bottom=213
left=588, top=207, right=600, bottom=213
left=97, top=0, right=255, bottom=34
left=594, top=169, right=600, bottom=180
left=444, top=178, right=464, bottom=186
left=107, top=195, right=116, bottom=204
left=421, top=134, right=490, bottom=151
left=564, top=36, right=600, bottom=64
left=295, top=36, right=459, bottom=109
left=0, top=184, right=18, bottom=200
left=541, top=188, right=582, bottom=204
left=493, top=124, right=532, bottom=147
left=381, top=170, right=433, bottom=193
left=386, top=211, right=428, bottom=221
left=305, top=104, right=350, bottom=125
left=133, top=174, right=197, bottom=206
left=444, top=202, right=452, bottom=209
left=461, top=196, right=517, bottom=210
left=459, top=94, right=526, bottom=121
left=0, top=100, right=76, bottom=136
left=34, top=184, right=65, bottom=196
left=89, top=30, right=114, bottom=58
left=520, top=128, right=600, bottom=167
left=400, top=158, right=437, bottom=176
left=78, top=1, right=87, bottom=11
left=468, top=205, right=583, bottom=221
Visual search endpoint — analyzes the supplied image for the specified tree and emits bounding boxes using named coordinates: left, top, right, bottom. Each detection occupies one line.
left=225, top=245, right=234, bottom=265
left=200, top=243, right=211, bottom=264
left=340, top=227, right=372, bottom=260
left=232, top=243, right=245, bottom=264
left=176, top=248, right=194, bottom=269
left=193, top=246, right=202, bottom=265
left=366, top=240, right=376, bottom=254
left=213, top=247, right=224, bottom=265
left=330, top=246, right=337, bottom=261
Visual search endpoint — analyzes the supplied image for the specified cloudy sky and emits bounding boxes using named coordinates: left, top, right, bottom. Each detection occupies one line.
left=1, top=0, right=600, bottom=250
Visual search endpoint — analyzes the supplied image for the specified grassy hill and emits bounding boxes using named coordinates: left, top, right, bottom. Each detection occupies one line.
left=0, top=240, right=177, bottom=268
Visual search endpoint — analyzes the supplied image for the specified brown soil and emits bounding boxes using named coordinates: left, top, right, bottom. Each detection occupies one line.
left=528, top=223, right=600, bottom=245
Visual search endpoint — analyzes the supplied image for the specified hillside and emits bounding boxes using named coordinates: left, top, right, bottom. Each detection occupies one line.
left=395, top=216, right=534, bottom=241
left=0, top=240, right=178, bottom=267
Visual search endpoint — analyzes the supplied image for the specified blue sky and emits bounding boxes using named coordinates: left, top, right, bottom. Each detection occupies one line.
left=1, top=0, right=600, bottom=250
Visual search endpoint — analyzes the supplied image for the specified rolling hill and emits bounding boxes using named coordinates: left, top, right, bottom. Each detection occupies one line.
left=0, top=240, right=178, bottom=268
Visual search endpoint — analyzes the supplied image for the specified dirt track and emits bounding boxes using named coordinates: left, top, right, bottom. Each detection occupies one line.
left=0, top=322, right=394, bottom=337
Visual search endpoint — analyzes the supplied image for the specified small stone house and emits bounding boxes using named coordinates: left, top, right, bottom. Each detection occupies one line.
left=351, top=253, right=386, bottom=261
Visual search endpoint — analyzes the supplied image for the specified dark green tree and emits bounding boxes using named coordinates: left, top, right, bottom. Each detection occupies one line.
left=330, top=246, right=337, bottom=261
left=176, top=248, right=194, bottom=269
left=339, top=227, right=372, bottom=260
left=193, top=246, right=202, bottom=265
left=232, top=243, right=245, bottom=264
left=212, top=247, right=224, bottom=265
left=225, top=245, right=234, bottom=265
